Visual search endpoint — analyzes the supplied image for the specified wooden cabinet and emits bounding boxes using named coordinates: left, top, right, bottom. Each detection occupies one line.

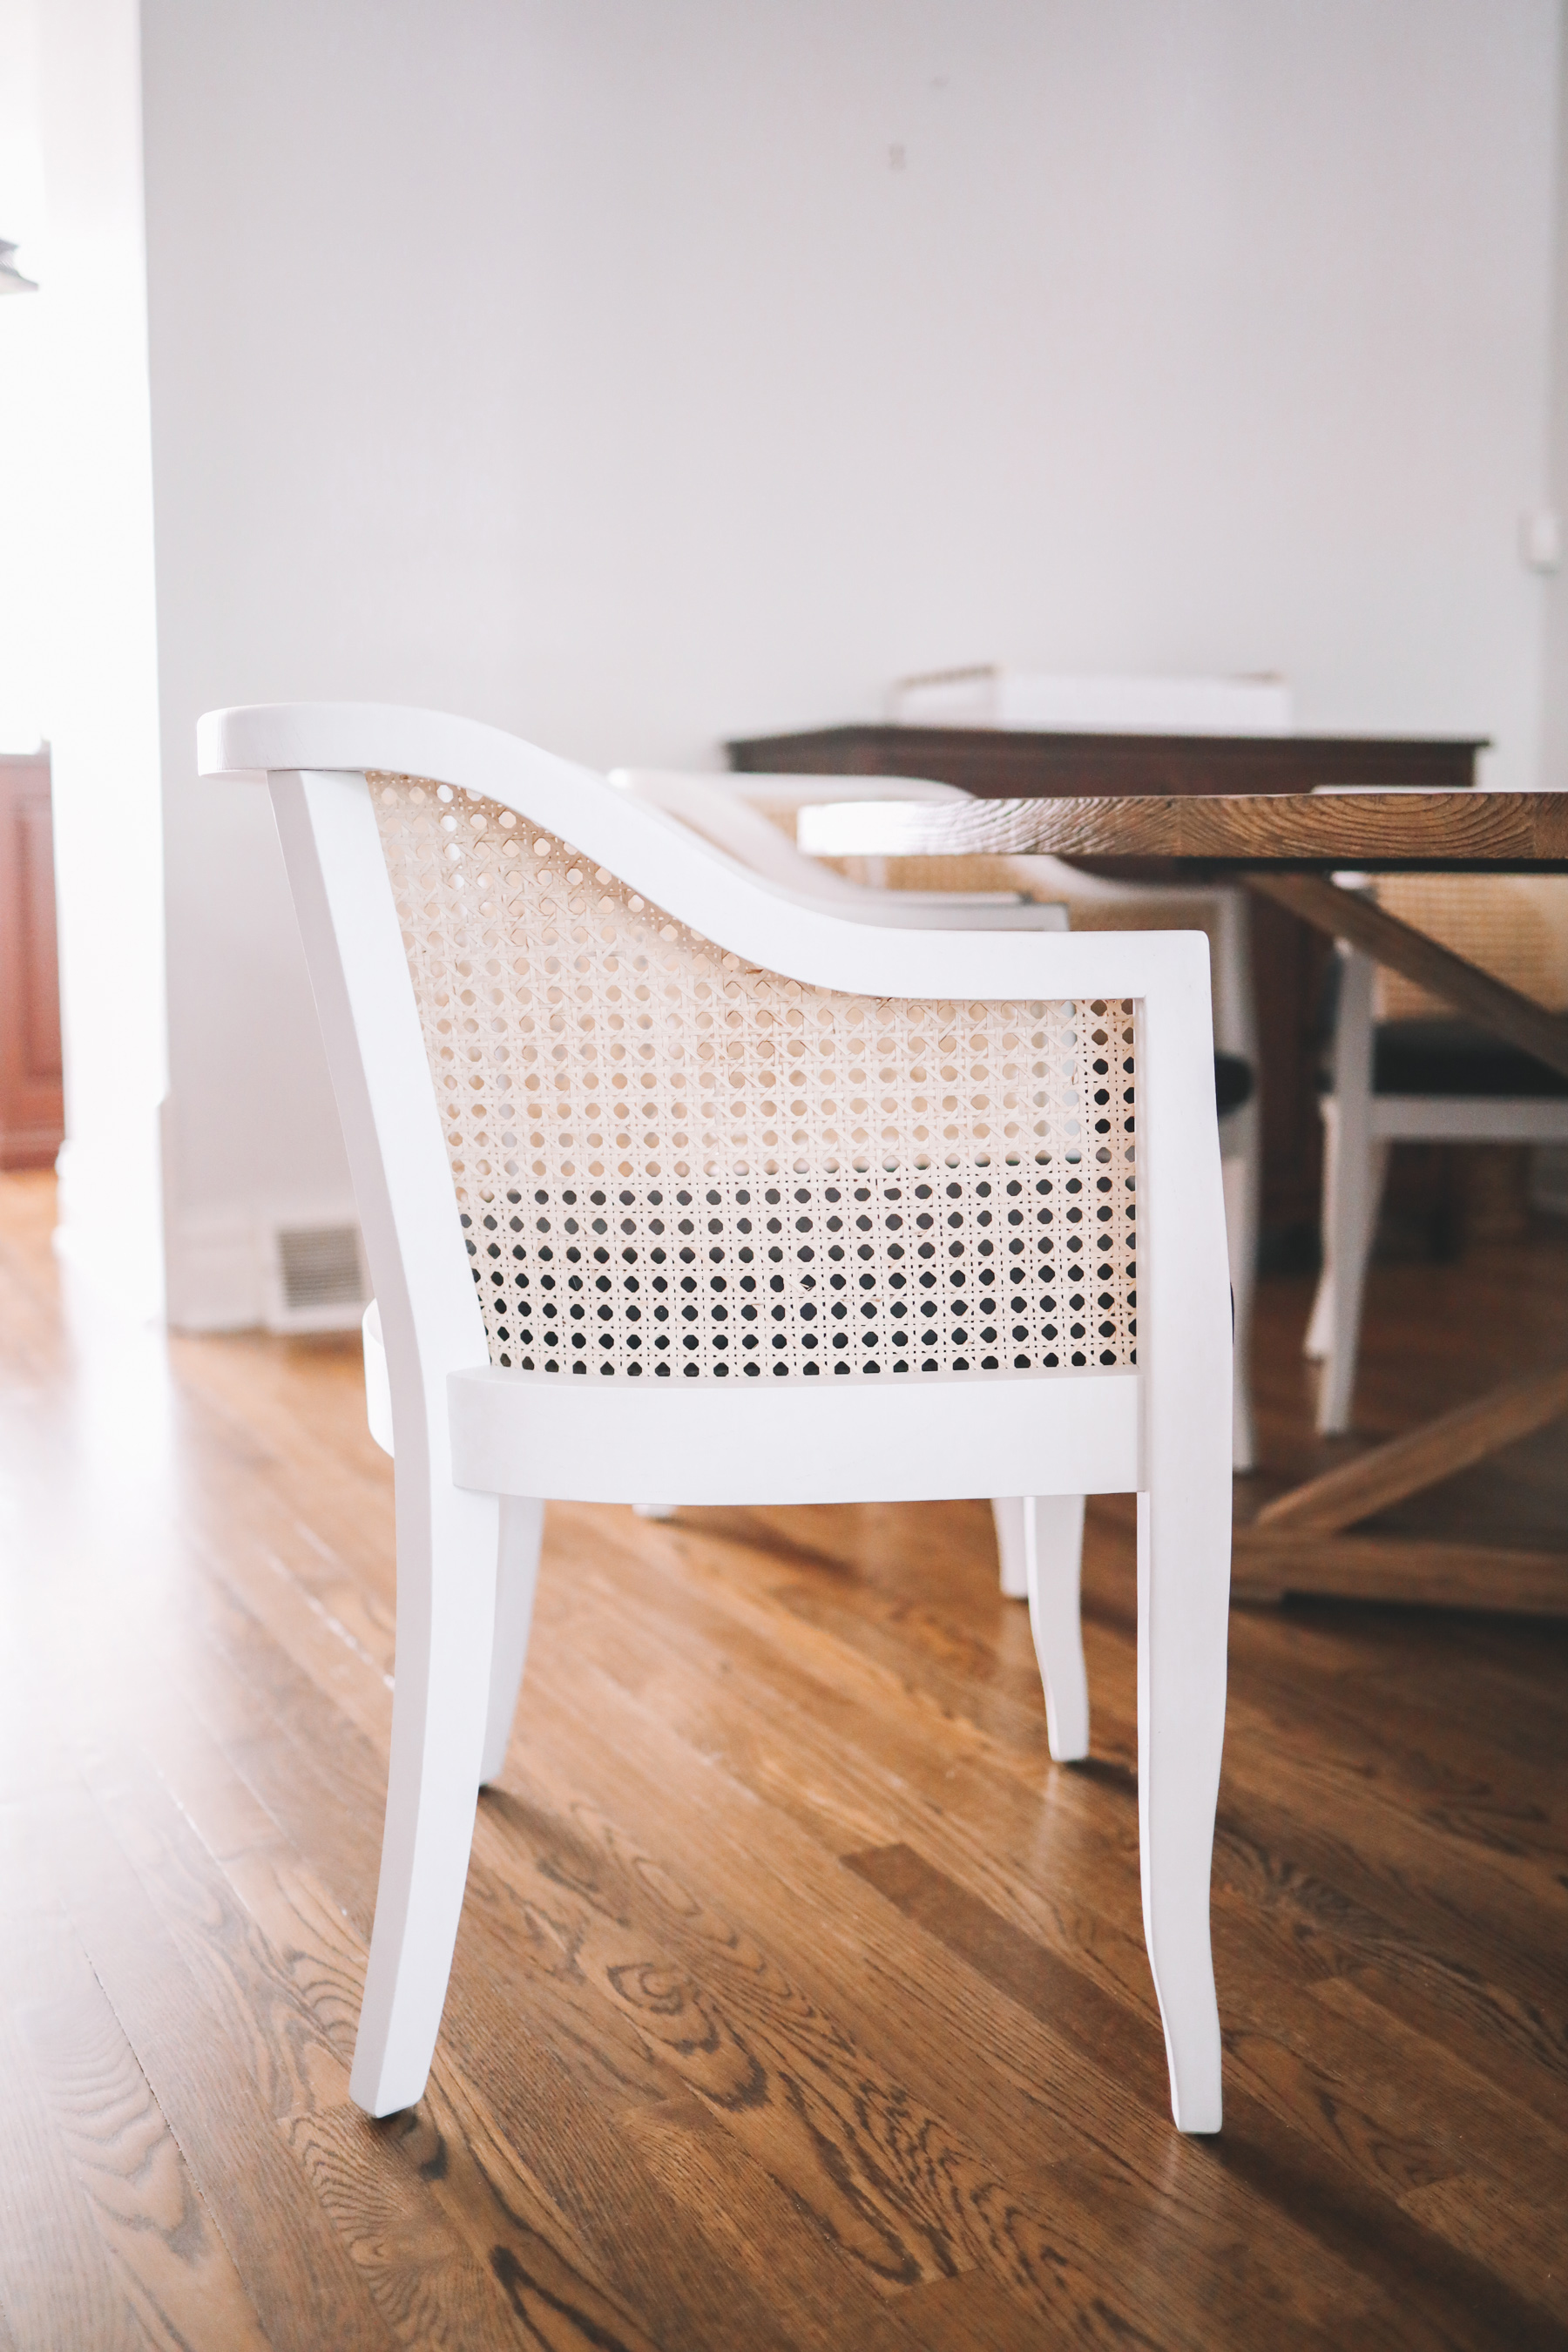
left=0, top=753, right=65, bottom=1169
left=727, top=725, right=1485, bottom=1254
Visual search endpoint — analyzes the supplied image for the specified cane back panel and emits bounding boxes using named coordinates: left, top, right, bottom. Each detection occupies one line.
left=371, top=774, right=1137, bottom=1382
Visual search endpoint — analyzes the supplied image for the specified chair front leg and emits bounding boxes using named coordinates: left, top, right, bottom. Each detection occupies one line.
left=1137, top=1484, right=1227, bottom=2133
left=349, top=1477, right=499, bottom=2119
left=480, top=1497, right=544, bottom=1786
left=1024, top=1495, right=1089, bottom=1761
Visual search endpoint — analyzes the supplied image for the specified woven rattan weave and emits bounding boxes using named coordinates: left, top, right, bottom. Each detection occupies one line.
left=372, top=774, right=1137, bottom=1382
left=1374, top=875, right=1568, bottom=1022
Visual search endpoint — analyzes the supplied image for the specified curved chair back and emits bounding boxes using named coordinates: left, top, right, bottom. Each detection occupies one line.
left=375, top=771, right=1127, bottom=1383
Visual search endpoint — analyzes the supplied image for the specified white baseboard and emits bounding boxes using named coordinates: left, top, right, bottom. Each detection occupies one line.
left=163, top=1200, right=368, bottom=1334
left=164, top=1207, right=263, bottom=1332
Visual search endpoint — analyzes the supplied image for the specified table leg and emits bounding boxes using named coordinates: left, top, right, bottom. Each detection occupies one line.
left=1232, top=1365, right=1568, bottom=1612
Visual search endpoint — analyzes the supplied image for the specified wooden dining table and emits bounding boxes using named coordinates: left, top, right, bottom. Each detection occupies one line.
left=793, top=787, right=1568, bottom=1616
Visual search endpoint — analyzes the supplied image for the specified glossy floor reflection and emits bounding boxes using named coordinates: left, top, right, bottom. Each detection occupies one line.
left=0, top=1170, right=1564, bottom=2350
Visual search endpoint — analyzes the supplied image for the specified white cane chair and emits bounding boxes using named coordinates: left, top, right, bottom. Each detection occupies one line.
left=199, top=701, right=1233, bottom=2134
left=1307, top=876, right=1568, bottom=1432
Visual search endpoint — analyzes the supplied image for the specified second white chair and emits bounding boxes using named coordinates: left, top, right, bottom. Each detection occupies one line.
left=1307, top=876, right=1568, bottom=1431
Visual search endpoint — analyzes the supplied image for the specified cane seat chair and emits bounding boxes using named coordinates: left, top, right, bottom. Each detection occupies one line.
left=199, top=702, right=1233, bottom=2134
left=1308, top=875, right=1568, bottom=1431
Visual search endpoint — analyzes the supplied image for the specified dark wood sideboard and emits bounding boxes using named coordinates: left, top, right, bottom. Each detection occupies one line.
left=0, top=752, right=65, bottom=1170
left=727, top=726, right=1487, bottom=1251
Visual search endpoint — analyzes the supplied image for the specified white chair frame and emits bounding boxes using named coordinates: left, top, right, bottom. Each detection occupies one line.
left=1307, top=942, right=1568, bottom=1432
left=1017, top=860, right=1260, bottom=1471
left=199, top=702, right=1233, bottom=2134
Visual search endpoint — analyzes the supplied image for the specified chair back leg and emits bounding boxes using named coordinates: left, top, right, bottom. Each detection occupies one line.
left=991, top=1497, right=1028, bottom=1598
left=1303, top=1099, right=1337, bottom=1364
left=1024, top=1496, right=1089, bottom=1761
left=1314, top=948, right=1387, bottom=1433
left=480, top=1497, right=545, bottom=1787
left=1317, top=1132, right=1390, bottom=1433
left=349, top=1477, right=501, bottom=2118
left=1221, top=1121, right=1260, bottom=1471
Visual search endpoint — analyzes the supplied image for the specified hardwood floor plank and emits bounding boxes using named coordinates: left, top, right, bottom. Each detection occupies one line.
left=33, top=1785, right=401, bottom=2352
left=848, top=1842, right=1567, bottom=2352
left=0, top=1929, right=148, bottom=2352
left=485, top=1678, right=1396, bottom=2343
left=1209, top=1788, right=1568, bottom=2092
left=2, top=1168, right=1565, bottom=2350
left=528, top=1523, right=1568, bottom=2317
left=616, top=2099, right=959, bottom=2352
left=85, top=1741, right=356, bottom=2126
left=279, top=2099, right=595, bottom=2352
left=392, top=2068, right=670, bottom=2352
left=891, top=2267, right=1407, bottom=2352
left=154, top=1593, right=866, bottom=2350
left=1, top=1903, right=270, bottom=2352
left=126, top=1700, right=691, bottom=2352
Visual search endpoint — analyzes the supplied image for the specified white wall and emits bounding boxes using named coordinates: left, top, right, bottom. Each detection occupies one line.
left=1541, top=7, right=1568, bottom=787
left=23, top=0, right=169, bottom=1320
left=124, top=0, right=1562, bottom=1322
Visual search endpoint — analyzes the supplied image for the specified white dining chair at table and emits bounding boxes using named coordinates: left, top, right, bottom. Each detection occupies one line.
left=199, top=700, right=1233, bottom=2134
left=1308, top=874, right=1568, bottom=1432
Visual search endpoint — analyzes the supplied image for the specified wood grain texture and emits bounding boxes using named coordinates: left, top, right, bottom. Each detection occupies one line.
left=793, top=788, right=1568, bottom=871
left=0, top=1903, right=270, bottom=2352
left=0, top=1168, right=1565, bottom=2349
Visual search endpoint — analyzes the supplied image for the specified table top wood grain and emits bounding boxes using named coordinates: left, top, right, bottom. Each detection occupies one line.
left=794, top=788, right=1568, bottom=871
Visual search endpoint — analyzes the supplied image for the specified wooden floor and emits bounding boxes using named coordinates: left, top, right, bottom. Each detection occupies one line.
left=0, top=1169, right=1565, bottom=2352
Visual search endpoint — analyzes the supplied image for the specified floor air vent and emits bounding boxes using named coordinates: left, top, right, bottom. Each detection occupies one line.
left=265, top=1221, right=368, bottom=1335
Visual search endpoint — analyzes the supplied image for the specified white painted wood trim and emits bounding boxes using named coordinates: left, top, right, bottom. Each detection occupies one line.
left=448, top=1362, right=1140, bottom=1504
